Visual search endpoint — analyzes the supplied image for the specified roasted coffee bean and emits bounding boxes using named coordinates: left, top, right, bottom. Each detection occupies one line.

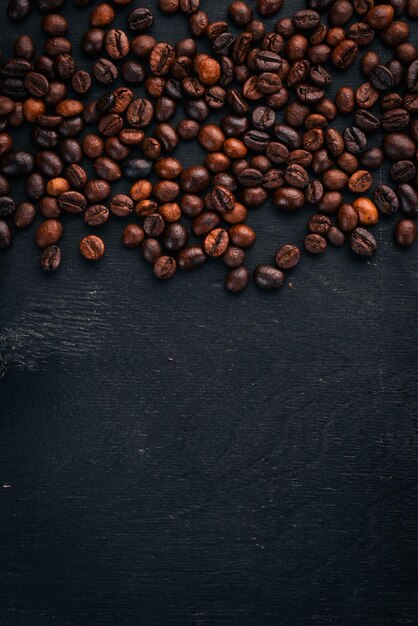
left=35, top=218, right=62, bottom=249
left=354, top=110, right=380, bottom=132
left=177, top=246, right=206, bottom=270
left=0, top=219, right=12, bottom=248
left=59, top=191, right=87, bottom=214
left=127, top=8, right=154, bottom=31
left=66, top=164, right=87, bottom=189
left=153, top=256, right=176, bottom=280
left=84, top=205, right=110, bottom=226
left=275, top=244, right=300, bottom=269
left=390, top=160, right=416, bottom=182
left=353, top=197, right=379, bottom=225
left=305, top=233, right=327, bottom=254
left=308, top=214, right=331, bottom=235
left=141, top=238, right=163, bottom=262
left=80, top=235, right=105, bottom=261
left=163, top=223, right=188, bottom=251
left=395, top=219, right=416, bottom=246
left=93, top=58, right=118, bottom=84
left=254, top=265, right=284, bottom=291
left=384, top=133, right=416, bottom=160
left=351, top=227, right=377, bottom=256
left=274, top=187, right=305, bottom=210
left=284, top=164, right=309, bottom=188
left=360, top=147, right=384, bottom=169
left=14, top=202, right=36, bottom=229
left=397, top=183, right=418, bottom=216
left=224, top=266, right=249, bottom=293
left=332, top=40, right=358, bottom=68
left=0, top=196, right=16, bottom=217
left=338, top=204, right=359, bottom=232
left=381, top=108, right=410, bottom=132
left=0, top=150, right=34, bottom=176
left=348, top=170, right=373, bottom=193
left=222, top=246, right=245, bottom=268
left=344, top=126, right=368, bottom=153
left=8, top=0, right=31, bottom=22
left=210, top=186, right=235, bottom=213
left=122, top=223, right=145, bottom=248
left=373, top=184, right=399, bottom=214
left=305, top=180, right=323, bottom=203
left=237, top=168, right=264, bottom=187
left=40, top=245, right=61, bottom=272
left=327, top=226, right=345, bottom=247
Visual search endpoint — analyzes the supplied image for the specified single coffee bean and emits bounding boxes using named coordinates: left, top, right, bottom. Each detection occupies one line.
left=222, top=246, right=245, bottom=268
left=308, top=214, right=331, bottom=235
left=397, top=184, right=418, bottom=216
left=14, top=202, right=36, bottom=229
left=80, top=235, right=105, bottom=260
left=395, top=219, right=417, bottom=246
left=59, top=191, right=87, bottom=214
left=275, top=244, right=300, bottom=269
left=154, top=256, right=177, bottom=279
left=225, top=266, right=249, bottom=293
left=327, top=226, right=346, bottom=247
left=373, top=184, right=399, bottom=214
left=35, top=218, right=63, bottom=249
left=84, top=205, right=110, bottom=226
left=122, top=224, right=145, bottom=248
left=390, top=160, right=416, bottom=183
left=344, top=126, right=368, bottom=153
left=254, top=265, right=284, bottom=291
left=304, top=233, right=327, bottom=254
left=177, top=246, right=206, bottom=270
left=338, top=204, right=359, bottom=232
left=40, top=245, right=61, bottom=271
left=0, top=219, right=12, bottom=248
left=204, top=228, right=229, bottom=256
left=127, top=8, right=154, bottom=31
left=163, top=222, right=188, bottom=251
left=383, top=133, right=416, bottom=160
left=0, top=196, right=16, bottom=217
left=351, top=227, right=377, bottom=256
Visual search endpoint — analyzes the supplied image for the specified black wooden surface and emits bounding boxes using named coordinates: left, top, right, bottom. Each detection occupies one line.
left=1, top=2, right=418, bottom=624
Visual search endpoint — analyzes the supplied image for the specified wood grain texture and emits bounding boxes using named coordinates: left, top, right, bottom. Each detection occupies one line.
left=1, top=1, right=418, bottom=625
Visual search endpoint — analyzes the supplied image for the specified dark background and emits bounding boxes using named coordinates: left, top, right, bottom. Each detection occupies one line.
left=1, top=1, right=418, bottom=624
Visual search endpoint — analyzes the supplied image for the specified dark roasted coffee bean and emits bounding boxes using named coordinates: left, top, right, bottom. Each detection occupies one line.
left=373, top=184, right=399, bottom=214
left=381, top=108, right=410, bottom=131
left=397, top=184, right=418, bottom=216
left=40, top=245, right=61, bottom=271
left=390, top=160, right=416, bottom=183
left=344, top=126, right=367, bottom=153
left=254, top=265, right=284, bottom=291
left=0, top=196, right=16, bottom=217
left=351, top=227, right=377, bottom=256
left=395, top=219, right=416, bottom=246
left=0, top=219, right=12, bottom=248
left=84, top=205, right=109, bottom=226
left=0, top=150, right=34, bottom=176
left=225, top=266, right=249, bottom=293
left=360, top=147, right=384, bottom=170
left=308, top=214, right=331, bottom=235
left=332, top=39, right=358, bottom=68
left=177, top=246, right=206, bottom=270
left=305, top=180, right=323, bottom=203
left=82, top=29, right=104, bottom=56
left=305, top=233, right=327, bottom=254
left=369, top=64, right=394, bottom=90
left=122, top=223, right=144, bottom=248
left=163, top=223, right=188, bottom=251
left=141, top=238, right=162, bottom=262
left=348, top=170, right=373, bottom=193
left=383, top=133, right=416, bottom=160
left=274, top=187, right=305, bottom=210
left=59, top=191, right=87, bottom=214
left=275, top=244, right=300, bottom=269
left=327, top=226, right=345, bottom=246
left=8, top=0, right=31, bottom=22
left=14, top=202, right=35, bottom=229
left=284, top=164, right=309, bottom=188
left=93, top=58, right=118, bottom=84
left=354, top=110, right=380, bottom=132
left=80, top=235, right=105, bottom=261
left=237, top=168, right=264, bottom=188
left=127, top=8, right=154, bottom=31
left=154, top=256, right=176, bottom=279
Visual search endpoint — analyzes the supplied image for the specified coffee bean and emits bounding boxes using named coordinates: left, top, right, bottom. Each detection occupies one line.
left=274, top=187, right=305, bottom=210
left=348, top=170, right=373, bottom=193
left=305, top=233, right=327, bottom=254
left=397, top=183, right=418, bottom=216
left=0, top=150, right=34, bottom=176
left=80, top=235, right=105, bottom=261
left=308, top=214, right=331, bottom=235
left=177, top=246, right=206, bottom=270
left=122, top=224, right=145, bottom=249
left=84, top=205, right=109, bottom=226
left=8, top=0, right=31, bottom=22
left=284, top=164, right=309, bottom=188
left=328, top=226, right=346, bottom=247
left=254, top=265, right=284, bottom=290
left=14, top=202, right=36, bottom=229
left=0, top=196, right=16, bottom=217
left=93, top=59, right=118, bottom=84
left=344, top=126, right=368, bottom=154
left=40, top=245, right=61, bottom=271
left=275, top=244, right=300, bottom=269
left=0, top=219, right=12, bottom=248
left=395, top=219, right=416, bottom=246
left=351, top=227, right=377, bottom=256
left=390, top=160, right=416, bottom=183
left=35, top=218, right=62, bottom=249
left=50, top=185, right=80, bottom=212
left=225, top=266, right=249, bottom=293
left=204, top=228, right=229, bottom=256
left=127, top=8, right=154, bottom=31
left=154, top=255, right=176, bottom=279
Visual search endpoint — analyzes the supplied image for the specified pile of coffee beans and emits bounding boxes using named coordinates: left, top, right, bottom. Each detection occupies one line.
left=1, top=0, right=418, bottom=293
